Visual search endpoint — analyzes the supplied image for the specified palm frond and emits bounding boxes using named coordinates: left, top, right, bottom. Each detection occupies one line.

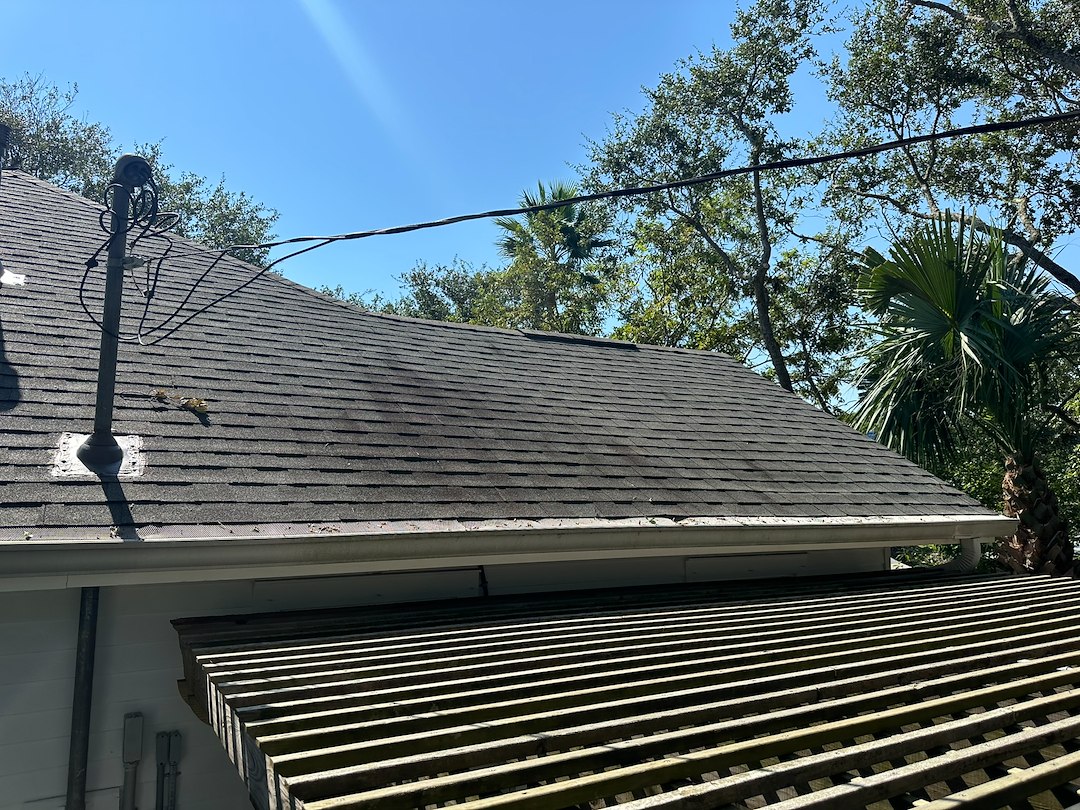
left=854, top=214, right=1080, bottom=464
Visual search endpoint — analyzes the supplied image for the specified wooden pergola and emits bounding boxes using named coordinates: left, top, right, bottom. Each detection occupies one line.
left=175, top=572, right=1080, bottom=810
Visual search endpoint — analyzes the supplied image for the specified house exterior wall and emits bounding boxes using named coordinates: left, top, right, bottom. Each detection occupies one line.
left=0, top=548, right=886, bottom=809
left=0, top=570, right=483, bottom=810
left=485, top=548, right=888, bottom=595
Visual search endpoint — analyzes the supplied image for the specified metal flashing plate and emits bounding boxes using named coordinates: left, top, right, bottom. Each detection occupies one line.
left=52, top=433, right=145, bottom=478
left=0, top=264, right=26, bottom=285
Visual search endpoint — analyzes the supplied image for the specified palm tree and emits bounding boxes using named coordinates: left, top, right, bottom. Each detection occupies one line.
left=494, top=181, right=612, bottom=268
left=854, top=217, right=1079, bottom=574
left=491, top=181, right=616, bottom=334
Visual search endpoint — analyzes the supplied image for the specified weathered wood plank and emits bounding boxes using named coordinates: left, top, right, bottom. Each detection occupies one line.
left=299, top=668, right=1080, bottom=810
left=198, top=582, right=1075, bottom=685
left=198, top=575, right=1066, bottom=670
left=176, top=574, right=1080, bottom=810
left=179, top=574, right=1058, bottom=660
left=242, top=627, right=1080, bottom=743
left=214, top=603, right=1080, bottom=726
left=761, top=712, right=1080, bottom=809
left=611, top=689, right=1080, bottom=809
left=267, top=647, right=1080, bottom=772
left=914, top=748, right=1080, bottom=810
left=279, top=674, right=1080, bottom=801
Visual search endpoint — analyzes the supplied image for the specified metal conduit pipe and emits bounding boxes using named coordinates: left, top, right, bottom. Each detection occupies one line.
left=0, top=122, right=10, bottom=189
left=65, top=586, right=100, bottom=810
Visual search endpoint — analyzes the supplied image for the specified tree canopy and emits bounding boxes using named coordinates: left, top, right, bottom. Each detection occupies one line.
left=488, top=181, right=620, bottom=334
left=822, top=0, right=1080, bottom=294
left=355, top=0, right=1076, bottom=410
left=346, top=182, right=625, bottom=336
left=853, top=218, right=1079, bottom=571
left=0, top=74, right=278, bottom=265
left=583, top=0, right=865, bottom=410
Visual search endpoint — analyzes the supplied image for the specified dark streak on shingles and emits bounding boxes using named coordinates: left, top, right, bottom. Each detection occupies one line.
left=0, top=170, right=993, bottom=536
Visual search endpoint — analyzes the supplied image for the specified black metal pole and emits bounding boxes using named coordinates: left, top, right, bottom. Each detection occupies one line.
left=0, top=122, right=10, bottom=190
left=91, top=183, right=129, bottom=441
left=76, top=185, right=129, bottom=469
left=77, top=155, right=151, bottom=471
left=65, top=586, right=100, bottom=810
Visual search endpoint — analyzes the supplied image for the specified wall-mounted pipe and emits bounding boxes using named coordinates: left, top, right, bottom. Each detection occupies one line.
left=156, top=731, right=181, bottom=810
left=64, top=586, right=100, bottom=810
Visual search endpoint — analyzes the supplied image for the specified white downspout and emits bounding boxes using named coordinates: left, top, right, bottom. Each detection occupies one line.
left=937, top=536, right=985, bottom=573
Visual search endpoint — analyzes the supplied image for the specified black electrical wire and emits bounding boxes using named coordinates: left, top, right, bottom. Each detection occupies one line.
left=79, top=179, right=180, bottom=343
left=81, top=107, right=1080, bottom=343
left=131, top=237, right=336, bottom=345
left=228, top=108, right=1080, bottom=254
left=80, top=182, right=145, bottom=342
left=131, top=229, right=173, bottom=343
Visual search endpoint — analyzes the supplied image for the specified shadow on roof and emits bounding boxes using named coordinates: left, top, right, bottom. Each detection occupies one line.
left=0, top=312, right=19, bottom=411
left=101, top=478, right=140, bottom=541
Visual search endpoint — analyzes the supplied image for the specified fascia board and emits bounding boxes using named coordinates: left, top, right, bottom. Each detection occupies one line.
left=0, top=514, right=1017, bottom=591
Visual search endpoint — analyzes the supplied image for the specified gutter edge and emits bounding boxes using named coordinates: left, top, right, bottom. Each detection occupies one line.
left=0, top=514, right=1016, bottom=591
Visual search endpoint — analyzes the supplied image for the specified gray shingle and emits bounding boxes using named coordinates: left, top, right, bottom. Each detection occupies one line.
left=0, top=171, right=994, bottom=538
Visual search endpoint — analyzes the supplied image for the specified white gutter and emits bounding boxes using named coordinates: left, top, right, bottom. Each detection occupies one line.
left=0, top=514, right=1015, bottom=591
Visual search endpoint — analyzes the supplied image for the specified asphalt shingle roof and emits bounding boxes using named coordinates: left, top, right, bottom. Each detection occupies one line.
left=0, top=170, right=994, bottom=540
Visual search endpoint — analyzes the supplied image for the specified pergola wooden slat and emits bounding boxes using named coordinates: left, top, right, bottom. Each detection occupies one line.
left=174, top=573, right=1080, bottom=810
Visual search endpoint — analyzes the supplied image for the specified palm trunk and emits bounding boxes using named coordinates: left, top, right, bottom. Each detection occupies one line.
left=998, top=453, right=1073, bottom=575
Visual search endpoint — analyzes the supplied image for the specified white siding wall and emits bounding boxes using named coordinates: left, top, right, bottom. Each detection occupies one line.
left=0, top=548, right=886, bottom=809
left=0, top=569, right=483, bottom=810
left=484, top=548, right=888, bottom=595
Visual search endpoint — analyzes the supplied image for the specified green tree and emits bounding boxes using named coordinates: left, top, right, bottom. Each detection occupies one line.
left=928, top=409, right=1080, bottom=544
left=823, top=0, right=1080, bottom=295
left=907, top=0, right=1080, bottom=92
left=0, top=75, right=113, bottom=197
left=585, top=0, right=863, bottom=409
left=347, top=182, right=623, bottom=335
left=0, top=74, right=278, bottom=266
left=609, top=217, right=751, bottom=357
left=490, top=181, right=619, bottom=335
left=349, top=259, right=487, bottom=323
left=854, top=217, right=1080, bottom=573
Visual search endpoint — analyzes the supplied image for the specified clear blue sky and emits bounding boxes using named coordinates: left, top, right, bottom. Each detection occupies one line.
left=4, top=3, right=1076, bottom=300
left=0, top=1, right=838, bottom=298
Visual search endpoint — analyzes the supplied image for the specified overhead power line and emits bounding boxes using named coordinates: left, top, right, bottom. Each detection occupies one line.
left=86, top=108, right=1080, bottom=343
left=238, top=108, right=1080, bottom=254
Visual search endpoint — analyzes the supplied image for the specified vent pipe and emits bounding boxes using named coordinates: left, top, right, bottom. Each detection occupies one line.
left=0, top=122, right=10, bottom=189
left=76, top=154, right=153, bottom=473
